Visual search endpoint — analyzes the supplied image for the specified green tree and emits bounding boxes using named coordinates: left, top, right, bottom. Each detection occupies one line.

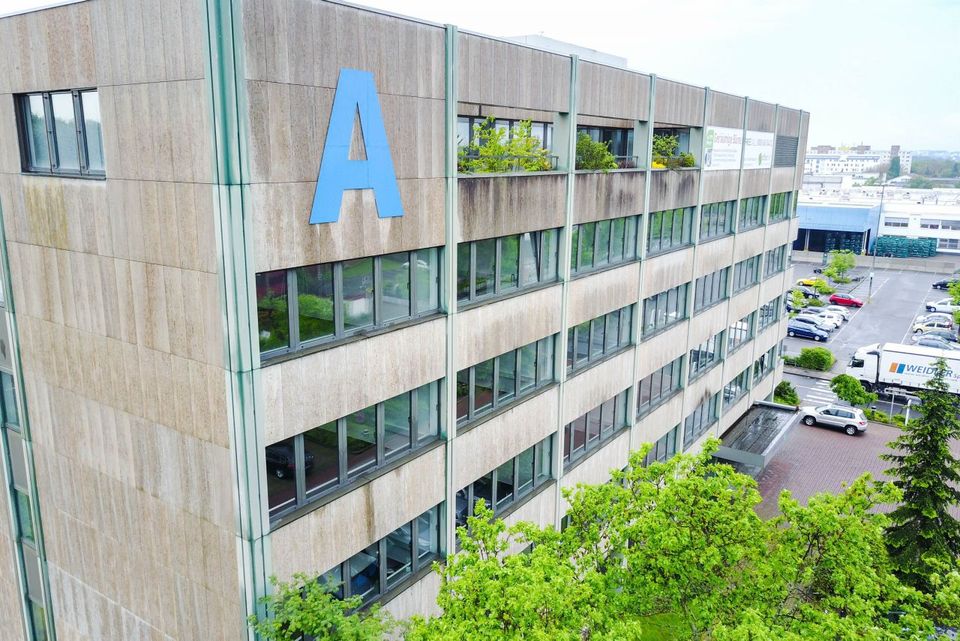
left=830, top=374, right=878, bottom=407
left=888, top=156, right=901, bottom=179
left=795, top=346, right=835, bottom=371
left=458, top=117, right=552, bottom=173
left=882, top=359, right=960, bottom=592
left=249, top=574, right=392, bottom=641
left=652, top=133, right=679, bottom=160
left=575, top=132, right=618, bottom=172
left=774, top=380, right=800, bottom=405
left=908, top=176, right=934, bottom=189
left=790, top=289, right=807, bottom=310
left=949, top=281, right=960, bottom=306
left=824, top=249, right=856, bottom=281
left=863, top=176, right=880, bottom=186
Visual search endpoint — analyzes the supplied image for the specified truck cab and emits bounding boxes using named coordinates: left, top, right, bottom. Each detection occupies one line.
left=846, top=343, right=881, bottom=391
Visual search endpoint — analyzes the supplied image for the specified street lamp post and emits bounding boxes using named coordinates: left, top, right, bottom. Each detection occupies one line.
left=867, top=176, right=886, bottom=303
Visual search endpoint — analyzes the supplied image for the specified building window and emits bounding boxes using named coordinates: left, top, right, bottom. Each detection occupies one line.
left=731, top=255, right=761, bottom=293
left=940, top=221, right=960, bottom=231
left=647, top=207, right=695, bottom=255
left=768, top=192, right=791, bottom=222
left=682, top=392, right=720, bottom=450
left=319, top=503, right=441, bottom=605
left=458, top=230, right=559, bottom=305
left=636, top=355, right=684, bottom=418
left=570, top=215, right=641, bottom=275
left=738, top=196, right=766, bottom=231
left=693, top=268, right=729, bottom=313
left=884, top=218, right=908, bottom=228
left=16, top=89, right=104, bottom=177
left=566, top=305, right=633, bottom=373
left=938, top=238, right=960, bottom=250
left=266, top=380, right=442, bottom=523
left=457, top=116, right=554, bottom=151
left=920, top=219, right=940, bottom=229
left=456, top=336, right=556, bottom=426
left=723, top=367, right=751, bottom=407
left=763, top=245, right=788, bottom=278
left=576, top=125, right=636, bottom=167
left=642, top=283, right=690, bottom=336
left=753, top=345, right=777, bottom=384
left=688, top=331, right=724, bottom=380
left=642, top=424, right=680, bottom=466
left=457, top=436, right=553, bottom=529
left=256, top=248, right=441, bottom=358
left=563, top=389, right=630, bottom=470
left=758, top=296, right=781, bottom=331
left=728, top=312, right=755, bottom=353
left=699, top=200, right=736, bottom=241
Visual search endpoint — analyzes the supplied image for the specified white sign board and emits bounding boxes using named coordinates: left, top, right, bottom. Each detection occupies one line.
left=743, top=130, right=774, bottom=169
left=702, top=126, right=743, bottom=171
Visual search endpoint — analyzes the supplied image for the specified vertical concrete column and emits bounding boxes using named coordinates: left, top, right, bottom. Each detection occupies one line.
left=552, top=54, right=579, bottom=527
left=202, top=0, right=269, bottom=636
left=442, top=23, right=459, bottom=556
left=628, top=74, right=657, bottom=452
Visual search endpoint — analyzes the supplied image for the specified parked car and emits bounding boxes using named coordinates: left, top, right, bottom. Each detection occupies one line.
left=912, top=319, right=955, bottom=333
left=787, top=320, right=829, bottom=342
left=785, top=298, right=802, bottom=313
left=911, top=328, right=960, bottom=346
left=829, top=293, right=864, bottom=307
left=800, top=404, right=868, bottom=436
left=932, top=279, right=960, bottom=290
left=265, top=442, right=316, bottom=479
left=823, top=305, right=851, bottom=321
left=793, top=314, right=836, bottom=332
left=791, top=285, right=821, bottom=300
left=925, top=298, right=960, bottom=313
left=796, top=277, right=818, bottom=287
left=914, top=312, right=954, bottom=325
left=916, top=336, right=958, bottom=350
left=810, top=310, right=845, bottom=328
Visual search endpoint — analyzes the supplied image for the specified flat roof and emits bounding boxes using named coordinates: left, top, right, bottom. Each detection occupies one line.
left=715, top=403, right=798, bottom=477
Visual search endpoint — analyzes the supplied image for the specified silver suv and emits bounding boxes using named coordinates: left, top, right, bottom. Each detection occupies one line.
left=800, top=404, right=867, bottom=436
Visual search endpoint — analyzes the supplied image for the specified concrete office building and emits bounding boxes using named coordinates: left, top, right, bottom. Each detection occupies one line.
left=0, top=1, right=807, bottom=639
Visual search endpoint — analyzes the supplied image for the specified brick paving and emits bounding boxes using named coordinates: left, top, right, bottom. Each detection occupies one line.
left=755, top=419, right=955, bottom=518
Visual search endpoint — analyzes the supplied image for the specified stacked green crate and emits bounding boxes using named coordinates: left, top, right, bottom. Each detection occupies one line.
left=874, top=236, right=938, bottom=258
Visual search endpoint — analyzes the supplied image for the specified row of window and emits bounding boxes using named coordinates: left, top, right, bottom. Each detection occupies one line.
left=577, top=125, right=635, bottom=163
left=739, top=196, right=767, bottom=231
left=729, top=312, right=755, bottom=352
left=0, top=369, right=50, bottom=641
left=763, top=245, right=788, bottom=278
left=688, top=331, right=724, bottom=380
left=457, top=116, right=554, bottom=152
left=456, top=436, right=554, bottom=529
left=758, top=296, right=782, bottom=331
left=267, top=380, right=442, bottom=522
left=562, top=389, right=630, bottom=470
left=257, top=248, right=441, bottom=357
left=636, top=355, right=685, bottom=417
left=642, top=424, right=680, bottom=466
left=699, top=200, right=736, bottom=241
left=642, top=283, right=689, bottom=336
left=457, top=230, right=560, bottom=304
left=694, top=267, right=729, bottom=313
left=683, top=392, right=720, bottom=450
left=732, top=255, right=762, bottom=294
left=723, top=367, right=751, bottom=407
left=319, top=503, right=441, bottom=605
left=768, top=192, right=792, bottom=222
left=570, top=216, right=641, bottom=276
left=17, top=89, right=104, bottom=177
left=456, top=337, right=556, bottom=425
left=566, top=306, right=633, bottom=373
left=753, top=345, right=778, bottom=384
left=647, top=207, right=695, bottom=255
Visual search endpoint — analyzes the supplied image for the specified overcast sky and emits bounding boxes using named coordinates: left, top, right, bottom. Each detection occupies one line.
left=6, top=0, right=960, bottom=150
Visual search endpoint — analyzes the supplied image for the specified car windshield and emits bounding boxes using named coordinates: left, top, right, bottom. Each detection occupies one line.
left=815, top=405, right=830, bottom=412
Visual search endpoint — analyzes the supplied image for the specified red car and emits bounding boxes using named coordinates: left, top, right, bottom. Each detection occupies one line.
left=828, top=293, right=864, bottom=307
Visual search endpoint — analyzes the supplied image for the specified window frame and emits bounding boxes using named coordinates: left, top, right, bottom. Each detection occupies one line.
left=636, top=355, right=684, bottom=417
left=570, top=215, right=641, bottom=276
left=16, top=89, right=105, bottom=178
left=563, top=390, right=631, bottom=470
left=459, top=229, right=560, bottom=305
left=647, top=207, right=694, bottom=255
left=642, top=283, right=690, bottom=337
left=566, top=305, right=633, bottom=374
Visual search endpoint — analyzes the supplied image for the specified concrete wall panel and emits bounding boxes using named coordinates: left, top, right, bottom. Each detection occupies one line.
left=733, top=227, right=766, bottom=262
left=765, top=220, right=791, bottom=250
left=456, top=286, right=562, bottom=368
left=573, top=171, right=646, bottom=224
left=777, top=107, right=801, bottom=137
left=771, top=167, right=796, bottom=193
left=689, top=301, right=729, bottom=346
left=683, top=365, right=723, bottom=416
left=458, top=174, right=567, bottom=242
left=747, top=100, right=777, bottom=132
left=654, top=79, right=705, bottom=126
left=562, top=351, right=634, bottom=424
left=262, top=318, right=446, bottom=443
left=578, top=62, right=649, bottom=120
left=632, top=392, right=683, bottom=444
left=649, top=170, right=700, bottom=212
left=567, top=263, right=640, bottom=327
left=642, top=246, right=694, bottom=293
left=693, top=235, right=735, bottom=278
left=728, top=285, right=760, bottom=322
left=636, top=322, right=688, bottom=376
left=382, top=573, right=442, bottom=621
left=270, top=445, right=446, bottom=581
left=740, top=169, right=771, bottom=198
left=759, top=274, right=786, bottom=306
left=723, top=340, right=755, bottom=382
left=707, top=92, right=745, bottom=129
left=700, top=170, right=740, bottom=204
left=453, top=388, right=559, bottom=489
left=559, top=431, right=629, bottom=498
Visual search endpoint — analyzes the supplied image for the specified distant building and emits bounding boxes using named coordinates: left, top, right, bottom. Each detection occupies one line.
left=804, top=145, right=912, bottom=176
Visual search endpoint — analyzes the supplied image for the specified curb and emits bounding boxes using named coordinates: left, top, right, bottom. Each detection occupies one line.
left=782, top=365, right=835, bottom=381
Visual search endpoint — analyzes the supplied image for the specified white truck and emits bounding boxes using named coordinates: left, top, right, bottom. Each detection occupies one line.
left=846, top=342, right=960, bottom=395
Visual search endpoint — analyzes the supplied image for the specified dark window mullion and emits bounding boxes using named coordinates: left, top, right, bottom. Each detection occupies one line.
left=294, top=435, right=306, bottom=508
left=409, top=387, right=418, bottom=450
left=287, top=270, right=300, bottom=352
left=375, top=402, right=385, bottom=465
left=409, top=250, right=419, bottom=317
left=373, top=256, right=383, bottom=326
left=42, top=93, right=57, bottom=172
left=494, top=238, right=502, bottom=295
left=337, top=418, right=348, bottom=484
left=333, top=263, right=344, bottom=336
left=73, top=90, right=88, bottom=174
left=469, top=243, right=476, bottom=300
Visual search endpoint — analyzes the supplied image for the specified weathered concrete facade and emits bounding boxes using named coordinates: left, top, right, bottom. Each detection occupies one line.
left=0, top=0, right=807, bottom=639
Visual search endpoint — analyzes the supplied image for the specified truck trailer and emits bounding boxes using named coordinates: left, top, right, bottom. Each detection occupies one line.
left=846, top=342, right=960, bottom=395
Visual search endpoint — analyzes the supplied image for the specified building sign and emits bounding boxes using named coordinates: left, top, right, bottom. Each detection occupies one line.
left=702, top=126, right=743, bottom=171
left=743, top=130, right=774, bottom=169
left=310, top=69, right=404, bottom=224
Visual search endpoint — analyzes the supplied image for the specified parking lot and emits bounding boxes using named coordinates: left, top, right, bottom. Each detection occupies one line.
left=783, top=265, right=953, bottom=369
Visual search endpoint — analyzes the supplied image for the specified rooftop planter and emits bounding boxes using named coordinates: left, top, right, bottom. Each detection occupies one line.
left=652, top=133, right=696, bottom=170
left=458, top=117, right=559, bottom=174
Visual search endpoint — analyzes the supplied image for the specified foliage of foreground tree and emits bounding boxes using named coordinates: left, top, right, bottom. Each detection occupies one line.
left=252, top=442, right=960, bottom=640
left=882, top=358, right=960, bottom=592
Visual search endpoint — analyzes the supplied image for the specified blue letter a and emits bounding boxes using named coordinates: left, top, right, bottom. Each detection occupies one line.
left=309, top=69, right=404, bottom=224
